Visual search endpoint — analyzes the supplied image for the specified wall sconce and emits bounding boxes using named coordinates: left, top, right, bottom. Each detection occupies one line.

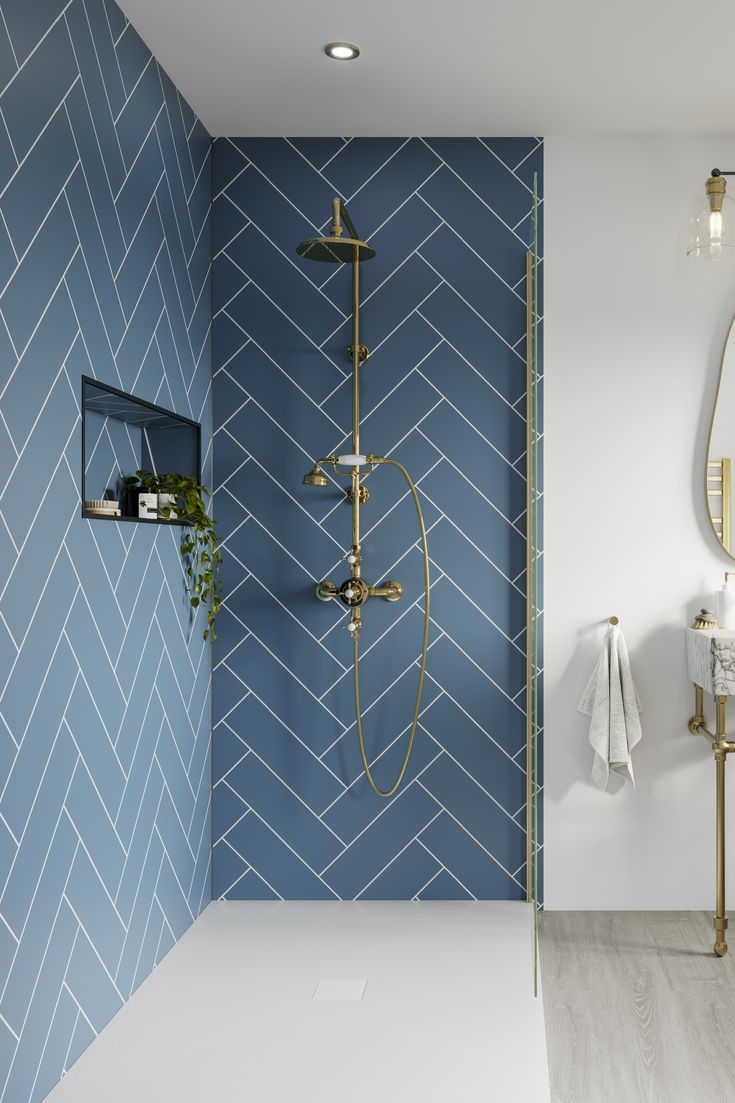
left=688, top=169, right=735, bottom=258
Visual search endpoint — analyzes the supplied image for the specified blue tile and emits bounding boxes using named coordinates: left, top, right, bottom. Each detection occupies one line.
left=425, top=634, right=525, bottom=757
left=223, top=339, right=341, bottom=460
left=227, top=224, right=344, bottom=345
left=321, top=253, right=440, bottom=365
left=212, top=778, right=248, bottom=843
left=63, top=79, right=125, bottom=267
left=65, top=844, right=126, bottom=974
left=417, top=868, right=473, bottom=900
left=225, top=752, right=342, bottom=871
left=113, top=19, right=150, bottom=99
left=115, top=200, right=163, bottom=318
left=289, top=138, right=345, bottom=173
left=2, top=899, right=77, bottom=1103
left=103, top=0, right=127, bottom=41
left=0, top=13, right=17, bottom=91
left=115, top=829, right=165, bottom=995
left=0, top=550, right=77, bottom=744
left=65, top=925, right=123, bottom=1033
left=65, top=757, right=126, bottom=893
left=224, top=812, right=337, bottom=900
left=420, top=281, right=525, bottom=405
left=81, top=0, right=126, bottom=115
left=114, top=757, right=163, bottom=922
left=358, top=840, right=439, bottom=900
left=234, top=139, right=336, bottom=229
left=419, top=812, right=522, bottom=900
left=419, top=752, right=525, bottom=875
left=225, top=281, right=343, bottom=406
left=0, top=103, right=78, bottom=256
left=65, top=1009, right=95, bottom=1073
left=323, top=782, right=440, bottom=899
left=419, top=166, right=527, bottom=288
left=1, top=18, right=77, bottom=160
left=220, top=635, right=344, bottom=759
left=326, top=138, right=407, bottom=202
left=224, top=867, right=278, bottom=901
left=210, top=137, right=542, bottom=905
left=0, top=637, right=76, bottom=839
left=419, top=459, right=525, bottom=580
left=224, top=693, right=343, bottom=813
left=417, top=340, right=526, bottom=463
left=30, top=985, right=77, bottom=1103
left=0, top=723, right=76, bottom=933
left=154, top=853, right=193, bottom=939
left=114, top=56, right=161, bottom=170
left=344, top=139, right=440, bottom=238
left=427, top=518, right=526, bottom=640
left=0, top=812, right=76, bottom=1033
left=212, top=138, right=248, bottom=196
left=0, top=7, right=212, bottom=1091
left=65, top=677, right=126, bottom=815
left=423, top=139, right=531, bottom=229
left=420, top=224, right=525, bottom=348
left=0, top=280, right=77, bottom=452
left=0, top=193, right=77, bottom=352
left=430, top=576, right=526, bottom=697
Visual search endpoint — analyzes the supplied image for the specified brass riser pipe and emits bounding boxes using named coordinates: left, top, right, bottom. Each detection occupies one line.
left=301, top=201, right=428, bottom=799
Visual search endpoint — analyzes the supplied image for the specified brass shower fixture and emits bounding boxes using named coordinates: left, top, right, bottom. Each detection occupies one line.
left=297, top=199, right=430, bottom=798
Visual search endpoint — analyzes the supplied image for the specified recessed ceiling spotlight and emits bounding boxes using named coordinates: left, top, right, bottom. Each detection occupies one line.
left=324, top=42, right=360, bottom=61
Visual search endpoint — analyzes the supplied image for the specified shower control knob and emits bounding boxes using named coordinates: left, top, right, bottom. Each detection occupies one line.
left=339, top=577, right=369, bottom=606
left=347, top=622, right=358, bottom=633
left=347, top=554, right=357, bottom=565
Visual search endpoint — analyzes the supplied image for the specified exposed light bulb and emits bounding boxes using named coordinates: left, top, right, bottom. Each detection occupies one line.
left=710, top=210, right=724, bottom=240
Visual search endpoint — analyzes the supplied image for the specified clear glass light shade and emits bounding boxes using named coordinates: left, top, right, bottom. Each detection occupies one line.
left=687, top=192, right=735, bottom=259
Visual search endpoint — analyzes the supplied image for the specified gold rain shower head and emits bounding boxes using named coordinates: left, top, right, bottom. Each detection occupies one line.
left=296, top=197, right=376, bottom=264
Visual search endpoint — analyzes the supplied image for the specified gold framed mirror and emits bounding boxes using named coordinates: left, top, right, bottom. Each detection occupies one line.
left=707, top=313, right=735, bottom=556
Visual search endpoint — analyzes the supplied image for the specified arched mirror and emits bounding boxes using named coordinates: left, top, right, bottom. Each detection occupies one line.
left=708, top=314, right=735, bottom=556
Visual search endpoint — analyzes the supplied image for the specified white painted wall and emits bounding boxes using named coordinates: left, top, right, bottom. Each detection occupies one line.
left=545, top=137, right=735, bottom=908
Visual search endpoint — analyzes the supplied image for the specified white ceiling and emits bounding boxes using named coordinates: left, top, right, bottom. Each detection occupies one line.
left=117, top=0, right=735, bottom=136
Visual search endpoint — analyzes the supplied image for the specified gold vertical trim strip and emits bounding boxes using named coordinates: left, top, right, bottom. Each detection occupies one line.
left=525, top=248, right=533, bottom=904
left=723, top=458, right=731, bottom=554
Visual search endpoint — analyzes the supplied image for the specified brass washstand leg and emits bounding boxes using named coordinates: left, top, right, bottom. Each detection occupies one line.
left=715, top=694, right=728, bottom=957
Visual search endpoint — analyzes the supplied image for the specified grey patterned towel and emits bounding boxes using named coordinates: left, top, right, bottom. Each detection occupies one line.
left=578, top=624, right=643, bottom=790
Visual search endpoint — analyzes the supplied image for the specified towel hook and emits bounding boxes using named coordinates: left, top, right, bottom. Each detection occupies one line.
left=609, top=616, right=619, bottom=625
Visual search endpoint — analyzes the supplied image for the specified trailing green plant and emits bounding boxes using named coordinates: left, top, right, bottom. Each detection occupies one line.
left=124, top=470, right=222, bottom=642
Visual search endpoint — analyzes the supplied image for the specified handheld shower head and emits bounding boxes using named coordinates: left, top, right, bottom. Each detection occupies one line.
left=303, top=463, right=329, bottom=487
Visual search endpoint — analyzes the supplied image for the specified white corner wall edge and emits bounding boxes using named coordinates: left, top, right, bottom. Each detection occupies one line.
left=544, top=135, right=735, bottom=909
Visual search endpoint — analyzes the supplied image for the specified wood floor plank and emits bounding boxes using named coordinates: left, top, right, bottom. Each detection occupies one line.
left=539, top=912, right=735, bottom=1103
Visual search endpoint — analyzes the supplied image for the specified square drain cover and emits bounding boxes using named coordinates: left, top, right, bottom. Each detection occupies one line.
left=312, top=979, right=367, bottom=1002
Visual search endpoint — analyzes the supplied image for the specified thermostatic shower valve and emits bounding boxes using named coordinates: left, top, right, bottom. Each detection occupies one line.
left=315, top=576, right=403, bottom=606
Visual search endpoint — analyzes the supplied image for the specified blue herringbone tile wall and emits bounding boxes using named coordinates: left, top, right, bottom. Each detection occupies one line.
left=212, top=137, right=543, bottom=903
left=0, top=3, right=212, bottom=1101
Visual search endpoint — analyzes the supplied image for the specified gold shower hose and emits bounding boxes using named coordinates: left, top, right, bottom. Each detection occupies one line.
left=353, top=457, right=430, bottom=797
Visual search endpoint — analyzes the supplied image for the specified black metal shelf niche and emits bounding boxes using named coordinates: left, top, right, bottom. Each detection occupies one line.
left=81, top=376, right=201, bottom=525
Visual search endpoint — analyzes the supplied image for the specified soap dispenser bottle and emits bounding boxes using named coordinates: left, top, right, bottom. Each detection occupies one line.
left=717, top=572, right=735, bottom=629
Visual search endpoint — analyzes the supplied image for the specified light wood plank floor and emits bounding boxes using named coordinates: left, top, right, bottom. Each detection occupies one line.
left=539, top=912, right=735, bottom=1103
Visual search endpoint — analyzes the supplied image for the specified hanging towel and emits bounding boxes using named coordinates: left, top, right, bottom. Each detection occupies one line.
left=578, top=623, right=643, bottom=790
